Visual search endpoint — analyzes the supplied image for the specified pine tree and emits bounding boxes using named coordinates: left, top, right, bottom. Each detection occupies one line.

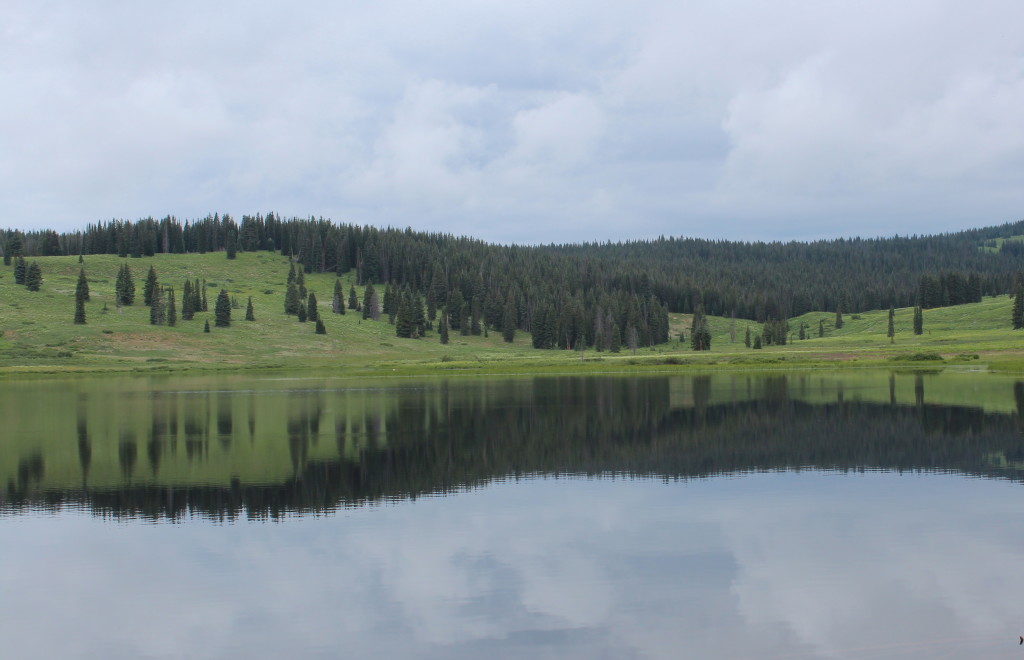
left=214, top=289, right=231, bottom=327
left=167, top=288, right=177, bottom=327
left=307, top=292, right=319, bottom=322
left=332, top=279, right=344, bottom=314
left=887, top=306, right=895, bottom=343
left=609, top=322, right=621, bottom=353
left=798, top=322, right=806, bottom=340
left=296, top=269, right=306, bottom=300
left=297, top=305, right=307, bottom=322
left=1013, top=288, right=1024, bottom=329
left=744, top=326, right=751, bottom=348
left=25, top=261, right=42, bottom=291
left=363, top=283, right=379, bottom=320
left=245, top=297, right=255, bottom=321
left=753, top=335, right=763, bottom=349
left=13, top=256, right=26, bottom=284
left=818, top=319, right=825, bottom=338
left=834, top=306, right=843, bottom=330
left=76, top=268, right=90, bottom=302
left=913, top=306, right=924, bottom=335
left=143, top=266, right=159, bottom=306
left=182, top=280, right=195, bottom=320
left=201, top=281, right=208, bottom=312
left=225, top=231, right=237, bottom=259
left=395, top=291, right=413, bottom=338
left=204, top=319, right=211, bottom=333
left=315, top=319, right=326, bottom=334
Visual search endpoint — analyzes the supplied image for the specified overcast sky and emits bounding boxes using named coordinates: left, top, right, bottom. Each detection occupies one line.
left=3, top=1, right=1024, bottom=245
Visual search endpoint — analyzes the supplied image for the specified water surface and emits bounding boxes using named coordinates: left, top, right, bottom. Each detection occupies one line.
left=2, top=372, right=1023, bottom=659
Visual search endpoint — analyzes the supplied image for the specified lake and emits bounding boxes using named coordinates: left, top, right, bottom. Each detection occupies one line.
left=3, top=371, right=1024, bottom=659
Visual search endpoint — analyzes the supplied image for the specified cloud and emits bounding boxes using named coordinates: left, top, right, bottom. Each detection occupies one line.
left=2, top=1, right=1024, bottom=242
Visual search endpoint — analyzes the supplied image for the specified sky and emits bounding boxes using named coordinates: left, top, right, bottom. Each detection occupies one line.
left=3, top=1, right=1024, bottom=245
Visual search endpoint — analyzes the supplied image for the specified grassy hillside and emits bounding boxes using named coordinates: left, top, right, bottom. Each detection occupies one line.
left=1, top=252, right=1023, bottom=375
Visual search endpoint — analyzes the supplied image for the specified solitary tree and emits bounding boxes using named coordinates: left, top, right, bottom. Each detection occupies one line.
left=115, top=264, right=136, bottom=305
left=744, top=325, right=751, bottom=348
left=913, top=306, right=924, bottom=335
left=214, top=289, right=231, bottom=327
left=245, top=296, right=255, bottom=321
left=76, top=268, right=90, bottom=302
left=204, top=319, right=211, bottom=333
left=332, top=280, right=344, bottom=314
left=887, top=306, right=895, bottom=343
left=73, top=277, right=87, bottom=325
left=284, top=281, right=301, bottom=315
left=315, top=319, right=326, bottom=334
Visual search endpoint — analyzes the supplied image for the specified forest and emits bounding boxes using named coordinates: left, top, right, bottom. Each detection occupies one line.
left=3, top=214, right=1024, bottom=351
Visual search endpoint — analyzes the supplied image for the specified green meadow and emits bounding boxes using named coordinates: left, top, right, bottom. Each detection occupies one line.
left=1, top=251, right=1023, bottom=376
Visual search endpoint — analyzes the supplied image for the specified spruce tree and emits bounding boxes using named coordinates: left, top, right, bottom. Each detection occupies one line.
left=307, top=292, right=319, bottom=322
left=348, top=284, right=359, bottom=312
left=395, top=292, right=413, bottom=338
left=315, top=319, right=326, bottom=334
left=834, top=306, right=843, bottom=330
left=913, top=306, right=924, bottom=335
left=363, top=283, right=379, bottom=320
left=204, top=319, right=211, bottom=333
left=296, top=269, right=306, bottom=300
left=284, top=282, right=300, bottom=315
left=167, top=288, right=177, bottom=327
left=609, top=322, right=621, bottom=353
left=298, top=305, right=307, bottom=322
left=245, top=297, right=255, bottom=321
left=744, top=326, right=751, bottom=348
left=13, top=256, right=26, bottom=284
left=201, top=281, right=208, bottom=311
left=818, top=319, right=825, bottom=337
left=214, top=289, right=231, bottom=327
left=76, top=268, right=90, bottom=302
left=753, top=335, right=763, bottom=349
left=887, top=306, right=895, bottom=343
left=690, top=305, right=711, bottom=351
left=143, top=266, right=159, bottom=306
left=182, top=280, right=195, bottom=320
left=25, top=261, right=42, bottom=291
left=73, top=280, right=87, bottom=325
left=150, top=290, right=166, bottom=325
left=439, top=315, right=450, bottom=344
left=332, top=280, right=344, bottom=314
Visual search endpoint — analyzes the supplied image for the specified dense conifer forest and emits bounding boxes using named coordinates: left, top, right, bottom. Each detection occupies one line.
left=2, top=214, right=1024, bottom=350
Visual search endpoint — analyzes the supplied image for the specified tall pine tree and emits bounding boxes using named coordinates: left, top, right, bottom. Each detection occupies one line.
left=214, top=289, right=231, bottom=327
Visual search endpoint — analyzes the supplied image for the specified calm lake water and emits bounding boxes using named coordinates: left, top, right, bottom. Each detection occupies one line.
left=3, top=371, right=1024, bottom=659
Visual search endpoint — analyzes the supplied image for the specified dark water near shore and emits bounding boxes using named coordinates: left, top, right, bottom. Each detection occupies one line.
left=3, top=371, right=1024, bottom=659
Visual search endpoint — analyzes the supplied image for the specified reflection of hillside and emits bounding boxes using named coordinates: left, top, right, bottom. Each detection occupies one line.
left=4, top=376, right=1024, bottom=520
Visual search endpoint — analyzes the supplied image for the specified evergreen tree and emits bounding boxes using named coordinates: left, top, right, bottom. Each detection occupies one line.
left=214, top=289, right=231, bottom=327
left=887, top=306, right=895, bottom=343
left=182, top=280, right=195, bottom=320
left=753, top=335, right=763, bottom=349
left=834, top=306, right=843, bottom=329
left=332, top=280, right=344, bottom=314
left=470, top=296, right=482, bottom=335
left=798, top=322, right=806, bottom=340
left=204, top=319, right=211, bottom=333
left=348, top=284, right=359, bottom=312
left=1014, top=288, right=1024, bottom=329
left=225, top=231, right=237, bottom=259
left=201, top=281, right=208, bottom=311
left=245, top=296, right=255, bottom=321
left=609, top=322, right=621, bottom=353
left=913, top=306, right=924, bottom=335
left=439, top=314, right=450, bottom=344
left=395, top=292, right=413, bottom=338
left=150, top=290, right=166, bottom=325
left=143, top=266, right=159, bottom=306
left=298, top=304, right=307, bottom=322
left=307, top=292, right=319, bottom=322
left=363, top=283, right=379, bottom=320
left=73, top=278, right=87, bottom=325
left=744, top=326, right=751, bottom=348
left=383, top=284, right=397, bottom=323
left=315, top=319, right=326, bottom=334
left=25, top=261, right=42, bottom=291
left=818, top=319, right=825, bottom=337
left=13, top=256, right=26, bottom=284
left=76, top=268, right=90, bottom=302
left=690, top=305, right=711, bottom=351
left=296, top=269, right=306, bottom=300
left=284, top=282, right=301, bottom=315
left=167, top=288, right=177, bottom=327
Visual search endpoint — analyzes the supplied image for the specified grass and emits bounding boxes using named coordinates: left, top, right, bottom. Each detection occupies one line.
left=2, top=252, right=1023, bottom=377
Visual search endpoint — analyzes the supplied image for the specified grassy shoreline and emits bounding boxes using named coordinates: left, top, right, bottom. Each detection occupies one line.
left=2, top=252, right=1023, bottom=379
